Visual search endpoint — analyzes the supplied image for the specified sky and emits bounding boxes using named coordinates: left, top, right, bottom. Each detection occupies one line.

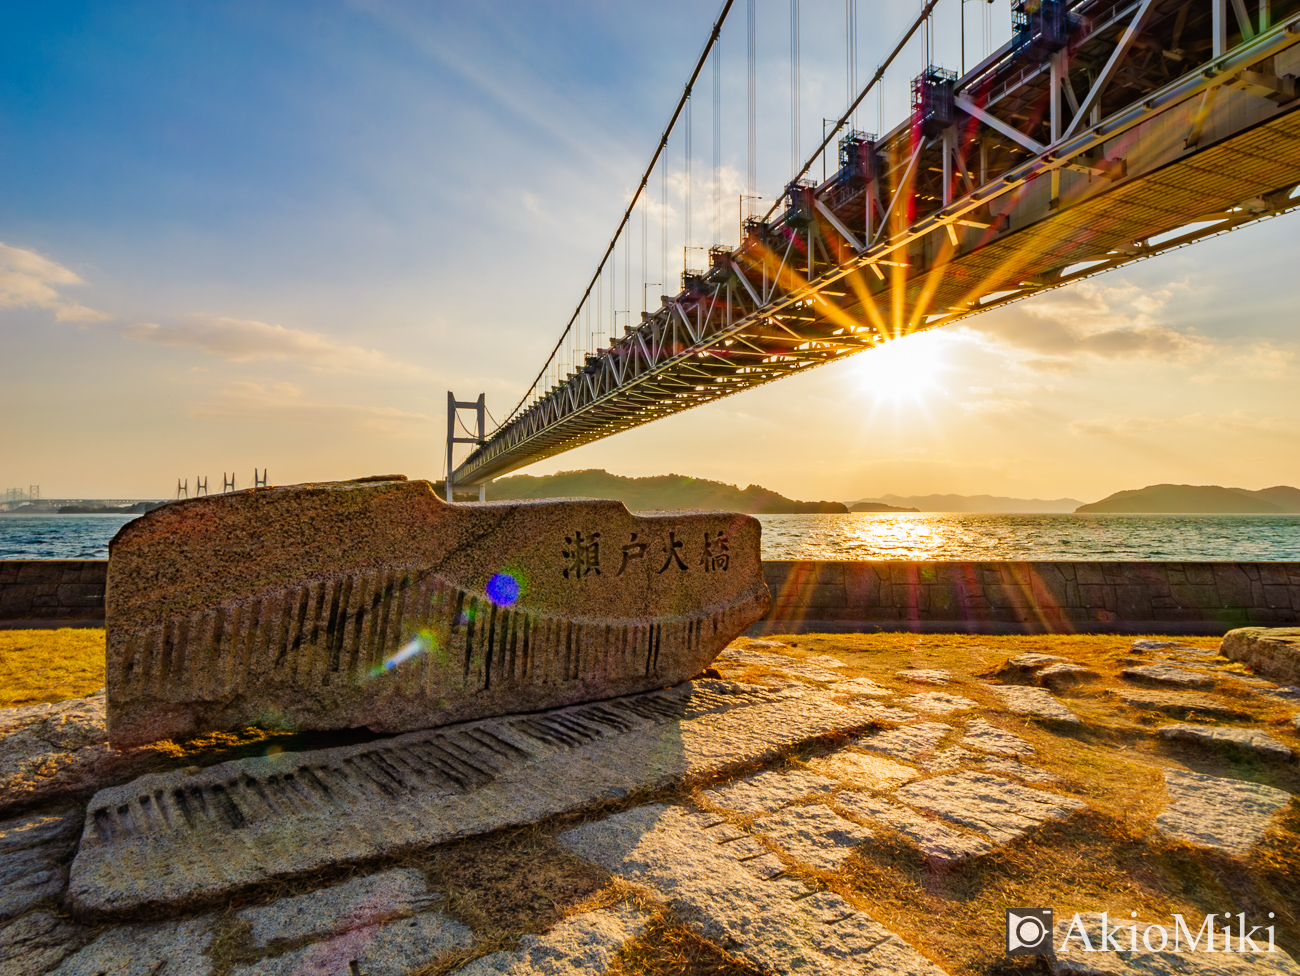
left=1, top=0, right=1297, bottom=505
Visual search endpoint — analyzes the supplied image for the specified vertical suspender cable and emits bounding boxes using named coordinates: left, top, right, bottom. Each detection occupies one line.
left=760, top=0, right=941, bottom=222
left=790, top=0, right=800, bottom=178
left=661, top=157, right=667, bottom=303
left=502, top=0, right=735, bottom=425
left=713, top=47, right=721, bottom=245
left=685, top=96, right=692, bottom=273
left=747, top=0, right=756, bottom=200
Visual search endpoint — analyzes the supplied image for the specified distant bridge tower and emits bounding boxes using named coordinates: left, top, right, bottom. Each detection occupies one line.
left=176, top=479, right=188, bottom=499
left=253, top=468, right=268, bottom=488
left=28, top=485, right=39, bottom=502
left=446, top=392, right=486, bottom=502
left=223, top=472, right=236, bottom=492
left=196, top=477, right=208, bottom=496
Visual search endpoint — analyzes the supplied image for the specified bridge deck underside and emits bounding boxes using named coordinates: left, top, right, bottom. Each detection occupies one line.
left=456, top=8, right=1300, bottom=487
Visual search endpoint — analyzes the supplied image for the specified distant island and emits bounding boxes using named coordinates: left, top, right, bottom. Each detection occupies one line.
left=849, top=501, right=919, bottom=513
left=486, top=469, right=848, bottom=514
left=852, top=493, right=1084, bottom=513
left=1076, top=484, right=1300, bottom=514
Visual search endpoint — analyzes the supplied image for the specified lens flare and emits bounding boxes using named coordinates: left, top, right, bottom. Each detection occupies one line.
left=486, top=572, right=521, bottom=606
left=372, top=631, right=433, bottom=675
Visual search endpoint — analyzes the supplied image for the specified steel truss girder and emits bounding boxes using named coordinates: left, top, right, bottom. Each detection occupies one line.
left=454, top=4, right=1300, bottom=487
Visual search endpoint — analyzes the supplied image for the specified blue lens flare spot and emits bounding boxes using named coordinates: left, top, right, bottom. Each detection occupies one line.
left=486, top=572, right=520, bottom=606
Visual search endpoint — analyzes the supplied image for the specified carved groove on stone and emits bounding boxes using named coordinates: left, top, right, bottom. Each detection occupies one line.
left=114, top=570, right=745, bottom=701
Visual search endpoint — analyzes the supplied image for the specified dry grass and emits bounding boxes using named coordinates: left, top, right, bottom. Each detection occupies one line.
left=0, top=627, right=105, bottom=706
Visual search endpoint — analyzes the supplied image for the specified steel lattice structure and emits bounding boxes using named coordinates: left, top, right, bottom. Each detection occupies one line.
left=453, top=0, right=1300, bottom=487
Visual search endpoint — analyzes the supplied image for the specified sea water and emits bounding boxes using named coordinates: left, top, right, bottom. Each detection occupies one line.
left=756, top=513, right=1300, bottom=561
left=3, top=511, right=1300, bottom=562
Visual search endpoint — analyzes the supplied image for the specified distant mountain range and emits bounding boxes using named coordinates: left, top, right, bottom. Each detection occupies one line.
left=486, top=469, right=848, bottom=514
left=1076, top=484, right=1300, bottom=514
left=852, top=493, right=1084, bottom=513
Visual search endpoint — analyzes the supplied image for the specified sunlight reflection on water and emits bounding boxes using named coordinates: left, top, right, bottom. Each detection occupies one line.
left=756, top=513, right=1300, bottom=562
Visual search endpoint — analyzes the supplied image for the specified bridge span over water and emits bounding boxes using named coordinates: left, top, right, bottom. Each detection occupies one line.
left=450, top=0, right=1300, bottom=491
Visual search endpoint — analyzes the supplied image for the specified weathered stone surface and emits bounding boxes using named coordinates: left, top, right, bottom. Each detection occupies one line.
left=832, top=677, right=893, bottom=698
left=230, top=911, right=473, bottom=976
left=50, top=915, right=216, bottom=976
left=804, top=654, right=847, bottom=669
left=702, top=768, right=835, bottom=814
left=959, top=719, right=1035, bottom=757
left=559, top=804, right=948, bottom=976
left=896, top=669, right=950, bottom=685
left=893, top=773, right=1085, bottom=844
left=1131, top=639, right=1182, bottom=652
left=901, top=692, right=978, bottom=715
left=922, top=747, right=978, bottom=772
left=1221, top=627, right=1300, bottom=685
left=0, top=695, right=181, bottom=817
left=979, top=758, right=1056, bottom=783
left=239, top=868, right=437, bottom=949
left=992, top=686, right=1080, bottom=723
left=452, top=903, right=649, bottom=975
left=753, top=803, right=874, bottom=870
left=0, top=807, right=81, bottom=921
left=0, top=910, right=88, bottom=974
left=1157, top=769, right=1292, bottom=857
left=1158, top=724, right=1294, bottom=761
left=1114, top=689, right=1247, bottom=718
left=1121, top=664, right=1215, bottom=689
left=1049, top=911, right=1300, bottom=976
left=68, top=681, right=874, bottom=915
left=105, top=478, right=771, bottom=747
left=1009, top=654, right=1067, bottom=668
left=1037, top=662, right=1099, bottom=690
left=806, top=751, right=919, bottom=790
left=717, top=648, right=844, bottom=682
left=834, top=792, right=994, bottom=867
left=857, top=722, right=952, bottom=761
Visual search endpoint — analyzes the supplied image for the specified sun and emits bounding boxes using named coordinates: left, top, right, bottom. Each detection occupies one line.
left=851, top=330, right=949, bottom=402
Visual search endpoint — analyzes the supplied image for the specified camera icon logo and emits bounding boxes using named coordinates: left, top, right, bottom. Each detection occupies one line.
left=1006, top=909, right=1053, bottom=954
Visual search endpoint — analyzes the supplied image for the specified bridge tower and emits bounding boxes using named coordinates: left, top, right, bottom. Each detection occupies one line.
left=446, top=392, right=487, bottom=502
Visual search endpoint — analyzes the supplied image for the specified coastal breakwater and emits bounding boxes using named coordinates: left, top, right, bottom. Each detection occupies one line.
left=4, top=559, right=1300, bottom=635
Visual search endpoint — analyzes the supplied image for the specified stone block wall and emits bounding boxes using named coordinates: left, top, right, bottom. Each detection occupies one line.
left=4, top=559, right=1300, bottom=635
left=752, top=561, right=1300, bottom=636
left=0, top=560, right=109, bottom=625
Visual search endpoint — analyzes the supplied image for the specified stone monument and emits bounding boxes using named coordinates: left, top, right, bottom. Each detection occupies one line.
left=104, top=476, right=770, bottom=747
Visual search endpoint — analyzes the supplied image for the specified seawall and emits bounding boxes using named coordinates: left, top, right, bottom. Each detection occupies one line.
left=753, top=561, right=1300, bottom=635
left=3, top=559, right=1299, bottom=635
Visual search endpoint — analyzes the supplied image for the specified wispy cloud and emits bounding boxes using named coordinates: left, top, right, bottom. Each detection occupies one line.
left=965, top=280, right=1208, bottom=368
left=193, top=382, right=432, bottom=437
left=125, top=317, right=417, bottom=374
left=1071, top=410, right=1296, bottom=441
left=0, top=243, right=113, bottom=322
left=961, top=397, right=1032, bottom=415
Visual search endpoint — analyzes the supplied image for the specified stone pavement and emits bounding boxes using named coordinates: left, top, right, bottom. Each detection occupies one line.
left=1, top=634, right=1298, bottom=975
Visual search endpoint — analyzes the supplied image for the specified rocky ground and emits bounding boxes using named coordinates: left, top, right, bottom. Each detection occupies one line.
left=1, top=633, right=1298, bottom=976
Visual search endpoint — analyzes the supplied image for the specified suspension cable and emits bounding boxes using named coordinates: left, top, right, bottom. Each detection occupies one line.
left=501, top=0, right=736, bottom=427
left=761, top=0, right=941, bottom=223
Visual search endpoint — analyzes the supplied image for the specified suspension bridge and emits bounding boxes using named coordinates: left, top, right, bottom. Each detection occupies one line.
left=447, top=0, right=1300, bottom=495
